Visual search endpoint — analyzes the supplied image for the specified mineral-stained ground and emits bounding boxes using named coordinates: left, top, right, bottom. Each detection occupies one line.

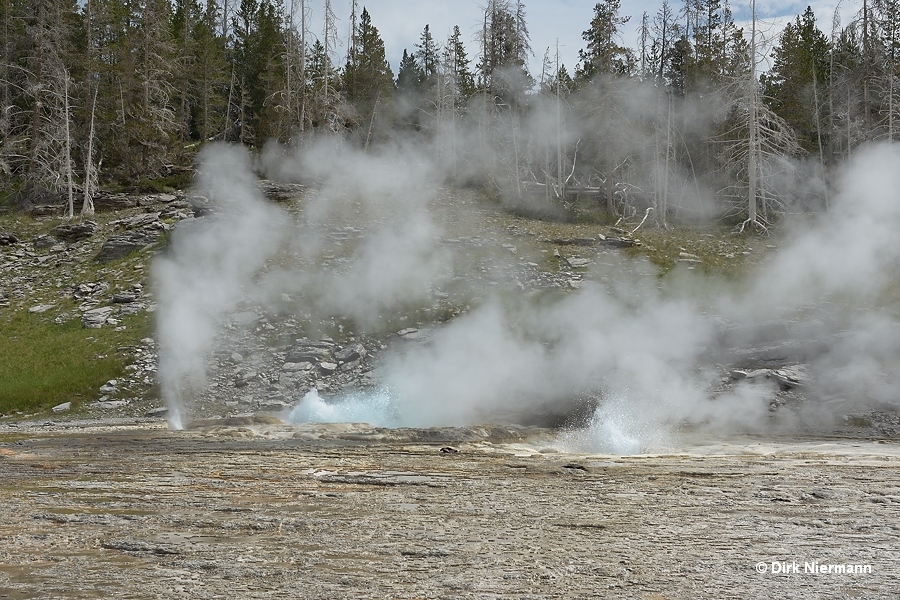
left=1, top=418, right=898, bottom=599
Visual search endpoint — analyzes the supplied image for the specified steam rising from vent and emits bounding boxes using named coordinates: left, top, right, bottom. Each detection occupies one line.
left=154, top=146, right=289, bottom=429
left=154, top=141, right=900, bottom=450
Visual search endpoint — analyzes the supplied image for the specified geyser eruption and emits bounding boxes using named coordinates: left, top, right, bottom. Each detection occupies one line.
left=153, top=140, right=900, bottom=451
left=153, top=145, right=289, bottom=429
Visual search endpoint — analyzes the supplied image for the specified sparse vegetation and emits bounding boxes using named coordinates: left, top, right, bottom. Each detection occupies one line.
left=0, top=206, right=158, bottom=417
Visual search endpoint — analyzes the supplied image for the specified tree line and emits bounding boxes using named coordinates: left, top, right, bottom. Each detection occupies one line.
left=1, top=0, right=897, bottom=227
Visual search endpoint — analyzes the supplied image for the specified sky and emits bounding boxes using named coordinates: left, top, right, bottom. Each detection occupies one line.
left=294, top=0, right=864, bottom=78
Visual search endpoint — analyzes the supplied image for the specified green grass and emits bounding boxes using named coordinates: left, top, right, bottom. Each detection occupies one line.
left=0, top=309, right=151, bottom=415
left=623, top=226, right=758, bottom=275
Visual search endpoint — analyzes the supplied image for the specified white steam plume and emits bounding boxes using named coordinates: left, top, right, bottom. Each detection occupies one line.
left=154, top=135, right=900, bottom=451
left=154, top=145, right=289, bottom=428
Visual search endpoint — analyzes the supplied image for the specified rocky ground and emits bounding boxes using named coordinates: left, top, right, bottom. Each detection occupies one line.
left=2, top=184, right=900, bottom=598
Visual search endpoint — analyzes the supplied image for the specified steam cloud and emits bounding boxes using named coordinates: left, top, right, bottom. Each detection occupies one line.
left=153, top=135, right=900, bottom=451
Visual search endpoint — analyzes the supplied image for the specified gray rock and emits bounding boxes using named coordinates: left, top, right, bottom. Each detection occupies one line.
left=118, top=302, right=146, bottom=315
left=566, top=256, right=593, bottom=268
left=258, top=180, right=305, bottom=202
left=0, top=231, right=19, bottom=245
left=112, top=291, right=140, bottom=303
left=338, top=360, right=362, bottom=373
left=771, top=365, right=809, bottom=389
left=73, top=282, right=109, bottom=299
left=32, top=235, right=57, bottom=249
left=93, top=193, right=138, bottom=211
left=117, top=212, right=160, bottom=230
left=96, top=230, right=160, bottom=263
left=602, top=237, right=640, bottom=248
left=282, top=362, right=314, bottom=372
left=91, top=400, right=129, bottom=410
left=234, top=371, right=258, bottom=387
left=335, top=343, right=367, bottom=363
left=28, top=304, right=55, bottom=314
left=145, top=407, right=169, bottom=418
left=286, top=342, right=333, bottom=364
left=82, top=306, right=114, bottom=328
left=51, top=402, right=72, bottom=414
left=52, top=221, right=98, bottom=242
left=318, top=362, right=337, bottom=375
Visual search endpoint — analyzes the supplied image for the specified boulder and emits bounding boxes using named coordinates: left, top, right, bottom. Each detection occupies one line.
left=0, top=231, right=19, bottom=246
left=318, top=362, right=337, bottom=375
left=112, top=291, right=140, bottom=303
left=116, top=212, right=160, bottom=230
left=335, top=343, right=367, bottom=363
left=93, top=193, right=138, bottom=211
left=96, top=230, right=160, bottom=263
left=771, top=365, right=809, bottom=389
left=52, top=221, right=98, bottom=242
left=73, top=282, right=109, bottom=299
left=82, top=306, right=114, bottom=328
left=32, top=235, right=57, bottom=249
left=286, top=341, right=333, bottom=364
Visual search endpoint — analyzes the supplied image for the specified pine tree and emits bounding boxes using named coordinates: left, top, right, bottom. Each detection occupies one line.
left=126, top=0, right=178, bottom=180
left=446, top=25, right=476, bottom=102
left=577, top=0, right=634, bottom=81
left=232, top=0, right=286, bottom=146
left=763, top=7, right=830, bottom=153
left=193, top=0, right=229, bottom=143
left=343, top=7, right=394, bottom=142
left=396, top=48, right=423, bottom=95
left=416, top=24, right=439, bottom=87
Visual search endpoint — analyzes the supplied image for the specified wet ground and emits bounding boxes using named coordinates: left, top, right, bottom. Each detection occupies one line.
left=1, top=418, right=898, bottom=599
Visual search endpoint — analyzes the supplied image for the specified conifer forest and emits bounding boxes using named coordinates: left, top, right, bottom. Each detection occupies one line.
left=1, top=0, right=898, bottom=229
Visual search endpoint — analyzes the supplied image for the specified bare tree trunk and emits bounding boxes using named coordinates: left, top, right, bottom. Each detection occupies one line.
left=512, top=113, right=522, bottom=203
left=299, top=0, right=307, bottom=136
left=746, top=0, right=759, bottom=227
left=556, top=41, right=563, bottom=200
left=225, top=62, right=236, bottom=141
left=863, top=0, right=872, bottom=139
left=364, top=92, right=379, bottom=151
left=661, top=95, right=671, bottom=227
left=24, top=0, right=47, bottom=203
left=82, top=86, right=98, bottom=216
left=64, top=72, right=73, bottom=218
left=812, top=63, right=828, bottom=210
left=177, top=0, right=191, bottom=142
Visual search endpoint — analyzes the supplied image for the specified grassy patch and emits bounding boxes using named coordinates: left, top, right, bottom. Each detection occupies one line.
left=623, top=226, right=759, bottom=275
left=0, top=310, right=150, bottom=415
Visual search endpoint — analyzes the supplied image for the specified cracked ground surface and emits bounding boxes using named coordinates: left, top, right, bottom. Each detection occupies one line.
left=1, top=420, right=898, bottom=599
